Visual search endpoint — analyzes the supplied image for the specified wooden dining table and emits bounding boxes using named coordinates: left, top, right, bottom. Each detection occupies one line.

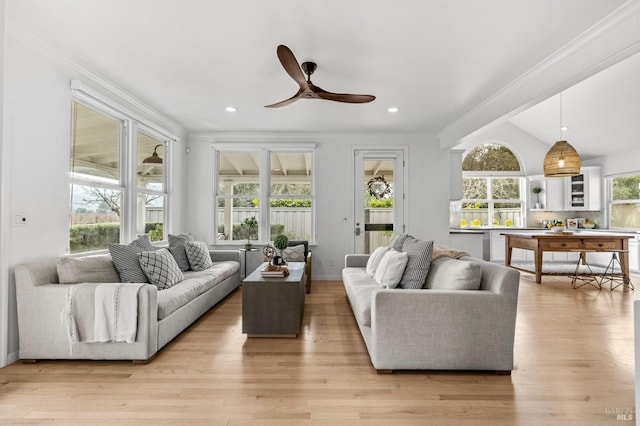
left=501, top=231, right=632, bottom=285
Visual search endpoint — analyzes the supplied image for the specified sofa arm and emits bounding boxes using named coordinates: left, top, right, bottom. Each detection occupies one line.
left=16, top=281, right=158, bottom=360
left=345, top=254, right=370, bottom=268
left=369, top=288, right=517, bottom=371
left=209, top=250, right=241, bottom=263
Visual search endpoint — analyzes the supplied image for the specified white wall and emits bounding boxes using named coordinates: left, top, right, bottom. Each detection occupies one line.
left=186, top=133, right=451, bottom=280
left=1, top=33, right=186, bottom=364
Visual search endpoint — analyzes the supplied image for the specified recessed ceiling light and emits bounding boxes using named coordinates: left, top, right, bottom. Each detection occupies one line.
left=387, top=107, right=399, bottom=113
left=561, top=126, right=568, bottom=131
left=225, top=106, right=237, bottom=113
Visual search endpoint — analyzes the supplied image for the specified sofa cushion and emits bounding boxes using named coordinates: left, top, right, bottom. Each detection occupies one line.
left=341, top=267, right=379, bottom=327
left=366, top=246, right=390, bottom=277
left=138, top=248, right=184, bottom=290
left=57, top=255, right=121, bottom=284
left=108, top=235, right=155, bottom=283
left=282, top=244, right=305, bottom=262
left=374, top=249, right=408, bottom=289
left=168, top=233, right=195, bottom=271
left=425, top=257, right=482, bottom=290
left=156, top=261, right=239, bottom=320
left=399, top=237, right=434, bottom=289
left=185, top=241, right=213, bottom=272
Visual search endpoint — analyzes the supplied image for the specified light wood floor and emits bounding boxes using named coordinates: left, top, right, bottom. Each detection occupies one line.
left=1, top=272, right=638, bottom=425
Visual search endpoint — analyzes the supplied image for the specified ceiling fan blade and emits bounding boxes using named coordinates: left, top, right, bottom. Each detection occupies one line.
left=264, top=89, right=304, bottom=108
left=277, top=45, right=309, bottom=89
left=313, top=85, right=376, bottom=103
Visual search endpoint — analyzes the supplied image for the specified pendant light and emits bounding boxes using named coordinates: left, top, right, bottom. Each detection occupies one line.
left=543, top=93, right=580, bottom=177
left=142, top=144, right=163, bottom=165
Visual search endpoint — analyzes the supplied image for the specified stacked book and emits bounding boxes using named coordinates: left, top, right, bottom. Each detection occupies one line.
left=260, top=265, right=289, bottom=277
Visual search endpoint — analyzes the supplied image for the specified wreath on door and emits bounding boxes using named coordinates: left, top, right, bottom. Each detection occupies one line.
left=367, top=175, right=393, bottom=200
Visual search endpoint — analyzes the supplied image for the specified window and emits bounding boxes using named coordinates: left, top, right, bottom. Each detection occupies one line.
left=609, top=173, right=640, bottom=229
left=70, top=97, right=172, bottom=253
left=69, top=102, right=124, bottom=253
left=214, top=146, right=314, bottom=243
left=137, top=130, right=167, bottom=241
left=461, top=143, right=524, bottom=227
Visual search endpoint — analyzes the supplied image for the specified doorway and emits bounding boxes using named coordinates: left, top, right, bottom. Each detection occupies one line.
left=353, top=148, right=406, bottom=254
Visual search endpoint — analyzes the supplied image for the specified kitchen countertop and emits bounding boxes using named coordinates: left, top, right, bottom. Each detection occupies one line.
left=450, top=227, right=640, bottom=235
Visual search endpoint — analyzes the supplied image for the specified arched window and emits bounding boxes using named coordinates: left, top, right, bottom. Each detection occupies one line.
left=461, top=143, right=524, bottom=227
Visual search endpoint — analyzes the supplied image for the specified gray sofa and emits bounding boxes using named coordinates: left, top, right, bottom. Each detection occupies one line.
left=342, top=254, right=520, bottom=373
left=15, top=250, right=240, bottom=362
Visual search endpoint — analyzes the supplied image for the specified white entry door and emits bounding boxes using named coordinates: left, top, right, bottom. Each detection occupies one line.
left=353, top=148, right=406, bottom=254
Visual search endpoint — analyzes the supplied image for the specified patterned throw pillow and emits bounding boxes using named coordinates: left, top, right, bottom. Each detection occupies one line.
left=282, top=244, right=306, bottom=262
left=184, top=241, right=213, bottom=272
left=168, top=233, right=195, bottom=271
left=399, top=236, right=434, bottom=289
left=108, top=235, right=155, bottom=283
left=138, top=248, right=184, bottom=289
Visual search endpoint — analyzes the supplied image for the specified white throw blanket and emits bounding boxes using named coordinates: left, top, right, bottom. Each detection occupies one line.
left=62, top=283, right=143, bottom=353
left=93, top=283, right=143, bottom=343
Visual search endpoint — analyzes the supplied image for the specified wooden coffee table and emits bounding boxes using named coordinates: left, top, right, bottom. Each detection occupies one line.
left=241, top=262, right=306, bottom=337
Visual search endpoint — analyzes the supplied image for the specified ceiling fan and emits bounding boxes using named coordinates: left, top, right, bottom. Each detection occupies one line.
left=265, top=45, right=376, bottom=108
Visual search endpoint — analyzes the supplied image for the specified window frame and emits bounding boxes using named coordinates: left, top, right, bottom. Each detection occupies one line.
left=69, top=83, right=175, bottom=254
left=461, top=142, right=525, bottom=228
left=212, top=143, right=316, bottom=244
left=607, top=172, right=640, bottom=231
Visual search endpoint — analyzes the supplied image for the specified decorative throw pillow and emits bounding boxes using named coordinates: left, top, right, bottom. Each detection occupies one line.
left=425, top=257, right=482, bottom=290
left=168, top=233, right=195, bottom=271
left=57, top=256, right=121, bottom=284
left=108, top=235, right=155, bottom=283
left=374, top=249, right=409, bottom=289
left=138, top=248, right=184, bottom=289
left=282, top=244, right=306, bottom=262
left=399, top=237, right=434, bottom=289
left=366, top=246, right=391, bottom=277
left=388, top=233, right=409, bottom=251
left=184, top=241, right=213, bottom=272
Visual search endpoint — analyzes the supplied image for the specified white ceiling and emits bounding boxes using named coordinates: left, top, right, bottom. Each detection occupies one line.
left=6, top=0, right=640, bottom=158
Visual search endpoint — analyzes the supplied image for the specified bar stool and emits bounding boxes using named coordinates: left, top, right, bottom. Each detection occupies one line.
left=600, top=250, right=634, bottom=291
left=568, top=250, right=600, bottom=290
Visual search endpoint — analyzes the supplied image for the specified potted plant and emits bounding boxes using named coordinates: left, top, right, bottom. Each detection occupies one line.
left=240, top=216, right=258, bottom=250
left=271, top=234, right=289, bottom=266
left=532, top=187, right=543, bottom=209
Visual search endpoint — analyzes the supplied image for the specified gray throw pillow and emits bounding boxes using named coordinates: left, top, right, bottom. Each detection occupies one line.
left=57, top=255, right=121, bottom=284
left=388, top=233, right=409, bottom=251
left=168, top=233, right=194, bottom=271
left=282, top=244, right=306, bottom=262
left=138, top=248, right=184, bottom=289
left=425, top=257, right=482, bottom=290
left=184, top=241, right=213, bottom=272
left=108, top=235, right=155, bottom=283
left=399, top=237, right=434, bottom=289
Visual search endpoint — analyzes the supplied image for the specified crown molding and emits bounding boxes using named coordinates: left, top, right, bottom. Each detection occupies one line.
left=439, top=0, right=640, bottom=149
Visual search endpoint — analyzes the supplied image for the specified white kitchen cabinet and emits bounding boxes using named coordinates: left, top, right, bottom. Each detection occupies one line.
left=528, top=166, right=601, bottom=211
left=564, top=166, right=601, bottom=211
left=528, top=175, right=563, bottom=211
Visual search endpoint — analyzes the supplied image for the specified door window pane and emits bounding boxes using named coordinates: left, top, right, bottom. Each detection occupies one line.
left=364, top=160, right=394, bottom=253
